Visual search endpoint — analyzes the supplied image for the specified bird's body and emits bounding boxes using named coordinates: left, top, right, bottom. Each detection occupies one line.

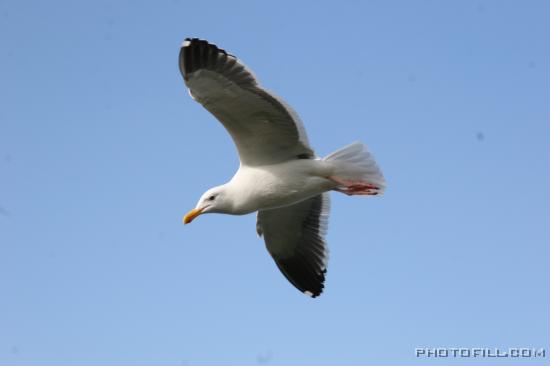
left=225, top=159, right=334, bottom=215
left=179, top=38, right=386, bottom=297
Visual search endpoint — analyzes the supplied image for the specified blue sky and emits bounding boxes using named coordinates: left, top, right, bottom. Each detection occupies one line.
left=1, top=0, right=549, bottom=365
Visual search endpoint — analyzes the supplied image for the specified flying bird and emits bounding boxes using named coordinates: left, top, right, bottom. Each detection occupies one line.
left=179, top=38, right=386, bottom=297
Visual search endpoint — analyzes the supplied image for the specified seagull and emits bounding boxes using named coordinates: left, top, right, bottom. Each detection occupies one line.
left=179, top=38, right=386, bottom=297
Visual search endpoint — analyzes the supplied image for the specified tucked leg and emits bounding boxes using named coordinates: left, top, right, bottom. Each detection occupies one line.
left=328, top=176, right=381, bottom=196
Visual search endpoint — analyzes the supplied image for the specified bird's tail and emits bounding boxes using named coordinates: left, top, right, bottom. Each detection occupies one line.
left=323, top=142, right=386, bottom=195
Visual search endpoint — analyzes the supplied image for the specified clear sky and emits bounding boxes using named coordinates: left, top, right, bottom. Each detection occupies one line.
left=1, top=0, right=549, bottom=365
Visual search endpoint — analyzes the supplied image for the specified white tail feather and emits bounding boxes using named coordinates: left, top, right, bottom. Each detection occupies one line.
left=323, top=141, right=387, bottom=193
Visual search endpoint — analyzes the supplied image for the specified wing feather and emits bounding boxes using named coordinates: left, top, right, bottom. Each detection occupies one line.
left=257, top=193, right=330, bottom=297
left=179, top=38, right=314, bottom=166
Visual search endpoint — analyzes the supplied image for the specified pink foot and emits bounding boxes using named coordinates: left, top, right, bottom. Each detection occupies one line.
left=329, top=176, right=381, bottom=196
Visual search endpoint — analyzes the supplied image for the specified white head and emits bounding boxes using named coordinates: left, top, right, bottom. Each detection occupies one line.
left=183, top=185, right=233, bottom=224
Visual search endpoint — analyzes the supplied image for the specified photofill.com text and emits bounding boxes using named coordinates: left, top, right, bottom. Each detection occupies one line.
left=415, top=347, right=546, bottom=358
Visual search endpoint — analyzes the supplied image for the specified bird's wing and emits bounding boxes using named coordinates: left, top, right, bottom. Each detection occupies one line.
left=179, top=38, right=315, bottom=166
left=256, top=193, right=330, bottom=297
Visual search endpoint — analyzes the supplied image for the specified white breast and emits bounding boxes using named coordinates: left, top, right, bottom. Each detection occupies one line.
left=227, top=159, right=333, bottom=214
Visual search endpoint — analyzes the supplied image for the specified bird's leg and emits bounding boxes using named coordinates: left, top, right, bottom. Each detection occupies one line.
left=328, top=176, right=381, bottom=196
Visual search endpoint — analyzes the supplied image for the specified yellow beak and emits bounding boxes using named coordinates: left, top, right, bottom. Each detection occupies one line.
left=183, top=208, right=203, bottom=224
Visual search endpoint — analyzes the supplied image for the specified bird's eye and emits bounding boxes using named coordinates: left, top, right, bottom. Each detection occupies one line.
left=208, top=195, right=216, bottom=201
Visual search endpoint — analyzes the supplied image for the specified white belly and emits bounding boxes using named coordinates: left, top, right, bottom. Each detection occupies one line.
left=229, top=160, right=334, bottom=214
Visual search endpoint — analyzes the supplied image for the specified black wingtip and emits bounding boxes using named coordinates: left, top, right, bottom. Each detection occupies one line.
left=275, top=257, right=326, bottom=298
left=179, top=38, right=257, bottom=86
left=179, top=38, right=229, bottom=78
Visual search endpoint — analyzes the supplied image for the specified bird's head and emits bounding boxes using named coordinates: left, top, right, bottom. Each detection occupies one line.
left=183, top=185, right=231, bottom=224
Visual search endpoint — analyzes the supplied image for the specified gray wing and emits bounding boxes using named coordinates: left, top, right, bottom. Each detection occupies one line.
left=179, top=38, right=315, bottom=166
left=256, top=193, right=330, bottom=297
